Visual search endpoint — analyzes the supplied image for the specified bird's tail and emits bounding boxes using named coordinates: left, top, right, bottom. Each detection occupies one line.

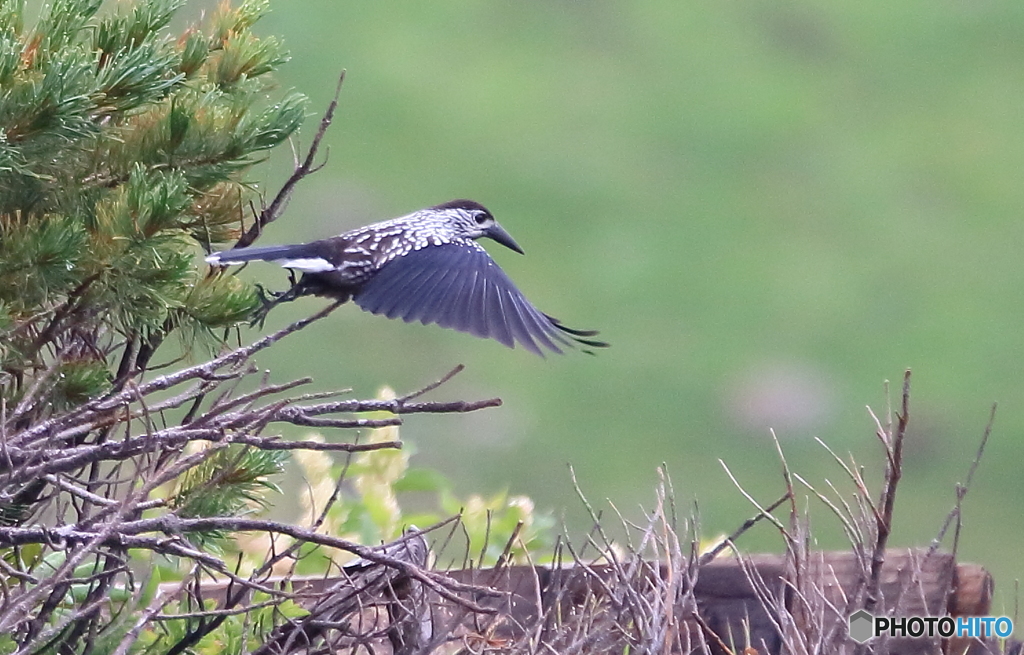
left=544, top=313, right=610, bottom=352
left=206, top=244, right=311, bottom=266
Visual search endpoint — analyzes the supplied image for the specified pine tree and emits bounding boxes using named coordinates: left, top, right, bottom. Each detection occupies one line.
left=0, top=0, right=304, bottom=415
left=0, top=4, right=512, bottom=652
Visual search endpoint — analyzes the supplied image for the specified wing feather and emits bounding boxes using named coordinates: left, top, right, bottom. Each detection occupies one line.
left=484, top=276, right=515, bottom=348
left=497, top=286, right=543, bottom=355
left=417, top=266, right=466, bottom=328
left=370, top=257, right=437, bottom=319
left=450, top=265, right=481, bottom=334
left=516, top=299, right=567, bottom=354
left=399, top=265, right=457, bottom=323
left=353, top=243, right=603, bottom=354
left=462, top=262, right=489, bottom=339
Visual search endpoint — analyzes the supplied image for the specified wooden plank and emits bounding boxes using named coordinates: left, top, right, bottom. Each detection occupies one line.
left=172, top=548, right=992, bottom=654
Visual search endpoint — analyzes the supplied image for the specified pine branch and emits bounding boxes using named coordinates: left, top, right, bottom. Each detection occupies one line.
left=0, top=5, right=515, bottom=652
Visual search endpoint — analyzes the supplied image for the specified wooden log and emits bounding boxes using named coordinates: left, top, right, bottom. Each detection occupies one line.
left=175, top=548, right=993, bottom=654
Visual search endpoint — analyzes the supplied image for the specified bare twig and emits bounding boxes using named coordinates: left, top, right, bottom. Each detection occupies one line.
left=399, top=364, right=465, bottom=402
left=698, top=492, right=790, bottom=566
left=9, top=301, right=344, bottom=448
left=233, top=72, right=346, bottom=250
left=863, top=369, right=911, bottom=615
left=718, top=460, right=788, bottom=535
left=930, top=401, right=997, bottom=557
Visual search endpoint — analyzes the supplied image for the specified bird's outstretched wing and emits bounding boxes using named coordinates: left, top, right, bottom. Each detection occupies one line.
left=352, top=243, right=606, bottom=355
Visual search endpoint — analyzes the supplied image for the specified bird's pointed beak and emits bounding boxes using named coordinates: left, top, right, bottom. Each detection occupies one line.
left=486, top=222, right=525, bottom=254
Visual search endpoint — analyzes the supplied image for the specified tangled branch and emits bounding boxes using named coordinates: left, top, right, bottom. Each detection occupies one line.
left=0, top=299, right=502, bottom=650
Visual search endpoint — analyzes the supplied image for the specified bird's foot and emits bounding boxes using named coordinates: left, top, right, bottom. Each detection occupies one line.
left=251, top=284, right=298, bottom=328
left=254, top=283, right=288, bottom=303
left=251, top=287, right=274, bottom=328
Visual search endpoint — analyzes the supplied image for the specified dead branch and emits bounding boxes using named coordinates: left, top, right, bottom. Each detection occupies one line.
left=864, top=369, right=911, bottom=615
left=0, top=297, right=505, bottom=649
left=233, top=71, right=345, bottom=250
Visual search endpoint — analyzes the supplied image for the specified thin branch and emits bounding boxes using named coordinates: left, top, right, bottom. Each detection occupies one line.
left=28, top=273, right=101, bottom=352
left=863, top=369, right=911, bottom=615
left=10, top=302, right=343, bottom=447
left=210, top=436, right=402, bottom=453
left=698, top=493, right=790, bottom=566
left=234, top=71, right=346, bottom=249
left=0, top=516, right=500, bottom=613
left=930, top=401, right=997, bottom=556
left=399, top=364, right=465, bottom=402
left=718, top=460, right=788, bottom=534
left=110, top=570, right=197, bottom=655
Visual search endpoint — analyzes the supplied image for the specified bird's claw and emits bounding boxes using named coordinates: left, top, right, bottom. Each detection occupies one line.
left=254, top=283, right=287, bottom=303
left=250, top=283, right=306, bottom=328
left=251, top=284, right=284, bottom=328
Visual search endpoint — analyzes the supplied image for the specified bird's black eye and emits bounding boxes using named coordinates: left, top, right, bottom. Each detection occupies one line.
left=474, top=213, right=490, bottom=225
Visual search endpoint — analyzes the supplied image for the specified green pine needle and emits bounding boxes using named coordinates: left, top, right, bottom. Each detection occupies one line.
left=0, top=214, right=87, bottom=308
left=183, top=273, right=259, bottom=328
left=171, top=445, right=287, bottom=548
left=0, top=0, right=305, bottom=427
left=51, top=359, right=111, bottom=410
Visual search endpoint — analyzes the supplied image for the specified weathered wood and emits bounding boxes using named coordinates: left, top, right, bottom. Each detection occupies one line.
left=795, top=550, right=957, bottom=654
left=180, top=548, right=993, bottom=654
left=696, top=555, right=787, bottom=654
left=949, top=562, right=997, bottom=655
left=250, top=531, right=430, bottom=655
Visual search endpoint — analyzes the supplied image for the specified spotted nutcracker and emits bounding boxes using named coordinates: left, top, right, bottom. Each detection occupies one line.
left=206, top=200, right=607, bottom=355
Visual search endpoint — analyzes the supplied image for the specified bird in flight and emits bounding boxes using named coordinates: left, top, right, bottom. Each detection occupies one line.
left=206, top=199, right=607, bottom=355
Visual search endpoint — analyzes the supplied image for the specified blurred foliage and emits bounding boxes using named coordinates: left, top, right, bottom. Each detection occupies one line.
left=254, top=386, right=554, bottom=576
left=137, top=386, right=552, bottom=652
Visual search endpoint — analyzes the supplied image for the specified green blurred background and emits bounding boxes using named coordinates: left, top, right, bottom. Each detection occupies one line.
left=212, top=1, right=1024, bottom=607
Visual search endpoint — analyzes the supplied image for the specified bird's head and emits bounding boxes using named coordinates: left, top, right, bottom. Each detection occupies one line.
left=431, top=199, right=525, bottom=254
